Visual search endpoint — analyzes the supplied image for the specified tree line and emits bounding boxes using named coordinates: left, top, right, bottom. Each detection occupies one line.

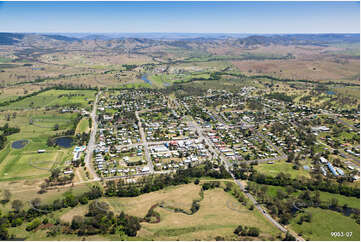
left=246, top=172, right=359, bottom=198
left=0, top=185, right=141, bottom=239
left=104, top=162, right=230, bottom=197
left=0, top=123, right=20, bottom=150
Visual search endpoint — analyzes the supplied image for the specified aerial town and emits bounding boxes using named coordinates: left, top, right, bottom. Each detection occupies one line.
left=0, top=1, right=359, bottom=241
left=85, top=88, right=359, bottom=182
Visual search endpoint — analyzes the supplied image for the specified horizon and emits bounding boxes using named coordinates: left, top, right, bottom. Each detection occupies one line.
left=0, top=1, right=359, bottom=33
left=1, top=32, right=360, bottom=35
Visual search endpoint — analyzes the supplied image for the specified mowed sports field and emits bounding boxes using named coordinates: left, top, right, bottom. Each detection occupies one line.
left=0, top=110, right=75, bottom=181
left=0, top=89, right=96, bottom=182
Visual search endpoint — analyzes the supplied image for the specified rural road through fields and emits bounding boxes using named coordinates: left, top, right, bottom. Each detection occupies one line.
left=189, top=119, right=304, bottom=241
left=232, top=177, right=304, bottom=241
left=232, top=178, right=286, bottom=232
left=84, top=91, right=101, bottom=181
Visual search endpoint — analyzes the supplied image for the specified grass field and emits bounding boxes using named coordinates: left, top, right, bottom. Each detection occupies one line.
left=318, top=191, right=360, bottom=209
left=103, top=183, right=202, bottom=217
left=75, top=118, right=90, bottom=134
left=332, top=86, right=360, bottom=99
left=136, top=187, right=279, bottom=240
left=0, top=182, right=92, bottom=214
left=22, top=183, right=281, bottom=241
left=3, top=182, right=281, bottom=240
left=254, top=161, right=311, bottom=179
left=0, top=57, right=13, bottom=63
left=100, top=183, right=278, bottom=240
left=148, top=72, right=212, bottom=88
left=0, top=150, right=62, bottom=179
left=258, top=183, right=360, bottom=210
left=0, top=110, right=77, bottom=182
left=0, top=84, right=43, bottom=103
left=289, top=207, right=360, bottom=241
left=0, top=89, right=96, bottom=111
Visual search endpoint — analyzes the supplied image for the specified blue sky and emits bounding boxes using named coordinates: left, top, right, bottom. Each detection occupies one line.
left=0, top=1, right=359, bottom=33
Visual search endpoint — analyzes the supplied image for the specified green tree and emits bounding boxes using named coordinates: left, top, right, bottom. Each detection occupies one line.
left=71, top=216, right=84, bottom=230
left=11, top=200, right=23, bottom=212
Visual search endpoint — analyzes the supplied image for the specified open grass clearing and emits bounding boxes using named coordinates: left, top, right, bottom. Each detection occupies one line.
left=0, top=89, right=96, bottom=111
left=289, top=207, right=360, bottom=241
left=137, top=187, right=279, bottom=240
left=0, top=182, right=92, bottom=214
left=254, top=161, right=311, bottom=179
left=102, top=183, right=201, bottom=217
left=75, top=117, right=90, bottom=134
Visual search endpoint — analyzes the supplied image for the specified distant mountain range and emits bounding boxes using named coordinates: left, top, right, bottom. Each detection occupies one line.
left=0, top=32, right=359, bottom=46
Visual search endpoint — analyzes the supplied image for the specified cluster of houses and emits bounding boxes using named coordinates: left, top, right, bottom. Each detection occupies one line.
left=88, top=88, right=359, bottom=181
left=94, top=141, right=151, bottom=177
left=262, top=124, right=309, bottom=154
left=150, top=140, right=210, bottom=171
left=92, top=89, right=210, bottom=177
left=141, top=110, right=194, bottom=141
left=206, top=128, right=276, bottom=161
left=178, top=88, right=359, bottom=181
left=319, top=157, right=345, bottom=177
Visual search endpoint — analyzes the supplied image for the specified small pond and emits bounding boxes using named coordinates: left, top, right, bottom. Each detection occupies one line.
left=54, top=136, right=73, bottom=148
left=11, top=139, right=29, bottom=149
left=141, top=75, right=152, bottom=85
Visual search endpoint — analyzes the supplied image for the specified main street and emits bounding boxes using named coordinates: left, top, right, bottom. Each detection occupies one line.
left=115, top=138, right=201, bottom=150
left=135, top=110, right=154, bottom=173
left=84, top=91, right=101, bottom=181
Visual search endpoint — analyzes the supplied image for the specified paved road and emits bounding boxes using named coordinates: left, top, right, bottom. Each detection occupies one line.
left=239, top=155, right=288, bottom=164
left=255, top=130, right=286, bottom=157
left=84, top=91, right=101, bottom=181
left=322, top=110, right=358, bottom=132
left=189, top=119, right=304, bottom=241
left=135, top=110, right=154, bottom=173
left=115, top=138, right=200, bottom=149
left=232, top=177, right=287, bottom=232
